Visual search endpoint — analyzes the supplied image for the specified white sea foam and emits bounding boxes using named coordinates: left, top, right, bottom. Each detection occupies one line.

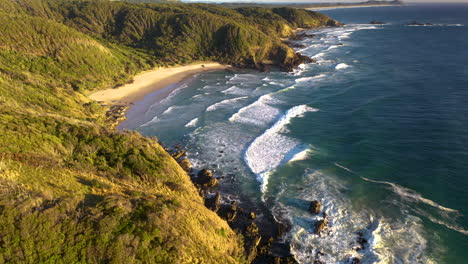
left=227, top=73, right=259, bottom=84
left=161, top=106, right=176, bottom=115
left=295, top=74, right=327, bottom=84
left=312, top=52, right=326, bottom=59
left=288, top=148, right=311, bottom=163
left=406, top=24, right=464, bottom=27
left=205, top=96, right=249, bottom=112
left=228, top=93, right=281, bottom=126
left=244, top=105, right=318, bottom=192
left=274, top=170, right=433, bottom=264
left=336, top=63, right=351, bottom=70
left=184, top=117, right=199, bottom=127
left=221, top=85, right=248, bottom=95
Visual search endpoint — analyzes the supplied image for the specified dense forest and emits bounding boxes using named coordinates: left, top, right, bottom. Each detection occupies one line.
left=0, top=0, right=338, bottom=262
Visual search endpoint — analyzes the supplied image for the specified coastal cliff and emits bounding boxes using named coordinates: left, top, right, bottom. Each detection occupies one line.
left=0, top=0, right=338, bottom=262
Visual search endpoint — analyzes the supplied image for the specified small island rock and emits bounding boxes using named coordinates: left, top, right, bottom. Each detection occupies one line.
left=309, top=200, right=321, bottom=214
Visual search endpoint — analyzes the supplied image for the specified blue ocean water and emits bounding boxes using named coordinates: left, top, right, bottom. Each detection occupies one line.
left=130, top=4, right=468, bottom=263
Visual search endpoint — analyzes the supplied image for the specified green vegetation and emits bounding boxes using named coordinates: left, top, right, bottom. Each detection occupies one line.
left=0, top=0, right=337, bottom=262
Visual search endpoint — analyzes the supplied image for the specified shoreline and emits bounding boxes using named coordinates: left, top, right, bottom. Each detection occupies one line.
left=88, top=62, right=230, bottom=106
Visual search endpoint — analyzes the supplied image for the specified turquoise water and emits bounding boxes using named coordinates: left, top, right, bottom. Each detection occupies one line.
left=131, top=4, right=468, bottom=263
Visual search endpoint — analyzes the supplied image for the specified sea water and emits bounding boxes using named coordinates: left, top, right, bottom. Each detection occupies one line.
left=131, top=4, right=468, bottom=263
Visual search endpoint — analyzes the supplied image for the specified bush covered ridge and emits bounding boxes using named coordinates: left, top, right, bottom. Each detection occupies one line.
left=3, top=0, right=338, bottom=68
left=0, top=0, right=337, bottom=262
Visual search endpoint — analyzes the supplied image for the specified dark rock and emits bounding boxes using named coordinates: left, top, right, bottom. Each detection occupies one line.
left=309, top=200, right=321, bottom=214
left=289, top=32, right=316, bottom=41
left=370, top=20, right=386, bottom=25
left=284, top=42, right=307, bottom=49
left=406, top=21, right=433, bottom=26
left=249, top=211, right=256, bottom=220
left=356, top=231, right=368, bottom=251
left=327, top=19, right=342, bottom=27
left=219, top=202, right=238, bottom=222
left=246, top=222, right=260, bottom=235
left=245, top=232, right=262, bottom=263
left=196, top=169, right=218, bottom=188
left=350, top=257, right=361, bottom=264
left=314, top=219, right=327, bottom=235
left=171, top=150, right=185, bottom=160
left=280, top=53, right=316, bottom=72
left=204, top=192, right=221, bottom=212
left=179, top=158, right=191, bottom=172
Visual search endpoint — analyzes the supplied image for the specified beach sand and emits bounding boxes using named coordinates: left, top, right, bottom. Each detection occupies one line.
left=89, top=62, right=229, bottom=105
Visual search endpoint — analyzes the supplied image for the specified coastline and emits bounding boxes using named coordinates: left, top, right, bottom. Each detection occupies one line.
left=88, top=62, right=230, bottom=106
left=307, top=4, right=401, bottom=11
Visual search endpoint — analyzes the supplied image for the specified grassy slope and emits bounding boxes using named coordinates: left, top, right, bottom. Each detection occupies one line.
left=0, top=0, right=336, bottom=262
left=0, top=8, right=244, bottom=264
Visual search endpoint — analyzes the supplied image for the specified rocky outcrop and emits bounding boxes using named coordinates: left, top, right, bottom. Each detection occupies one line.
left=179, top=158, right=191, bottom=172
left=289, top=32, right=317, bottom=41
left=171, top=149, right=186, bottom=160
left=195, top=169, right=218, bottom=188
left=326, top=19, right=342, bottom=27
left=309, top=200, right=321, bottom=214
left=406, top=21, right=433, bottom=26
left=105, top=105, right=128, bottom=128
left=219, top=201, right=238, bottom=222
left=315, top=219, right=328, bottom=235
left=279, top=53, right=316, bottom=72
left=168, top=144, right=299, bottom=264
left=370, top=20, right=386, bottom=25
left=205, top=192, right=221, bottom=212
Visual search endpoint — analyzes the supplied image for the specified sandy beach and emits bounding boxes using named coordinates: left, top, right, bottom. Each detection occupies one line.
left=89, top=62, right=229, bottom=105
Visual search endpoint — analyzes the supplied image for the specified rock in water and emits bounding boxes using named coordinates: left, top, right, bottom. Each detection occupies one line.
left=314, top=219, right=327, bottom=235
left=326, top=19, right=342, bottom=27
left=205, top=192, right=221, bottom=212
left=219, top=202, right=238, bottom=222
left=249, top=211, right=256, bottom=220
left=179, top=158, right=191, bottom=172
left=171, top=150, right=185, bottom=160
left=196, top=169, right=218, bottom=188
left=309, top=200, right=321, bottom=214
left=370, top=20, right=386, bottom=25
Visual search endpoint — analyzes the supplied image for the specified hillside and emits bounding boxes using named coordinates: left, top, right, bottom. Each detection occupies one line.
left=0, top=0, right=338, bottom=263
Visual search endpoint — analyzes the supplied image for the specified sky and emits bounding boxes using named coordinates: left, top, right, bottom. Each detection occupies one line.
left=182, top=0, right=468, bottom=3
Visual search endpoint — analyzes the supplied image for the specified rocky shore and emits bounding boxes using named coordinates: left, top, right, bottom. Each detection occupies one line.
left=167, top=145, right=298, bottom=264
left=106, top=27, right=347, bottom=263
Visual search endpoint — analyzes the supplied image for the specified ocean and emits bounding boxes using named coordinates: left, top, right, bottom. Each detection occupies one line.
left=127, top=4, right=468, bottom=263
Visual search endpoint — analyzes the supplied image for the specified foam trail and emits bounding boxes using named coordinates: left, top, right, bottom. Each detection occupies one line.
left=334, top=162, right=356, bottom=174
left=361, top=177, right=459, bottom=213
left=185, top=117, right=199, bottom=128
left=245, top=105, right=318, bottom=192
